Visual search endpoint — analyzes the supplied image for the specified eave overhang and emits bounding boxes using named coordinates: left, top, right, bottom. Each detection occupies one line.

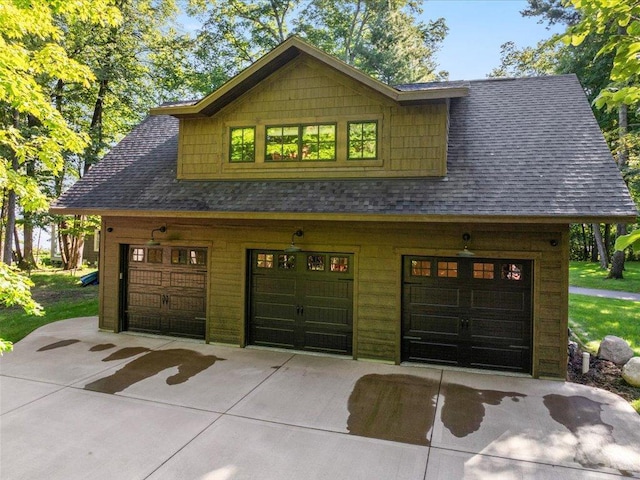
left=149, top=36, right=470, bottom=119
left=48, top=206, right=638, bottom=225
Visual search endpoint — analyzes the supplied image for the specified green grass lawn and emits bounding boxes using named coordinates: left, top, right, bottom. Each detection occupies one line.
left=569, top=294, right=640, bottom=355
left=569, top=260, right=640, bottom=293
left=0, top=268, right=98, bottom=345
left=569, top=262, right=640, bottom=413
left=569, top=261, right=639, bottom=355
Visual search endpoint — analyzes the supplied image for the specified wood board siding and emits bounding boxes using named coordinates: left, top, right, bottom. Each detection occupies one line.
left=99, top=217, right=569, bottom=378
left=177, top=56, right=448, bottom=180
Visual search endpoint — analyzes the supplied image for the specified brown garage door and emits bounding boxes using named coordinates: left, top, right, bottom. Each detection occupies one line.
left=124, top=245, right=207, bottom=339
left=248, top=250, right=353, bottom=355
left=402, top=256, right=532, bottom=373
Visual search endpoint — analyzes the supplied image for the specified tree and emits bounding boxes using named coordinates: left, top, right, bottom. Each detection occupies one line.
left=563, top=0, right=640, bottom=277
left=0, top=0, right=121, bottom=351
left=489, top=39, right=560, bottom=77
left=513, top=1, right=639, bottom=269
left=50, top=0, right=189, bottom=269
left=189, top=0, right=448, bottom=88
left=521, top=0, right=580, bottom=26
left=300, top=0, right=448, bottom=83
left=563, top=0, right=640, bottom=112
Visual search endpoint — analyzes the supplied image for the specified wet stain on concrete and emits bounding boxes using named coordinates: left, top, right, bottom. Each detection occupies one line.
left=543, top=394, right=612, bottom=436
left=37, top=339, right=80, bottom=351
left=543, top=394, right=621, bottom=471
left=89, top=343, right=116, bottom=352
left=84, top=349, right=225, bottom=394
left=441, top=383, right=526, bottom=438
left=347, top=374, right=439, bottom=446
left=101, top=346, right=150, bottom=361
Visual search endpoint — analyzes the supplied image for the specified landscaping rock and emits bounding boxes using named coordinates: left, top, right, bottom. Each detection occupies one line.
left=597, top=335, right=634, bottom=366
left=622, top=357, right=640, bottom=388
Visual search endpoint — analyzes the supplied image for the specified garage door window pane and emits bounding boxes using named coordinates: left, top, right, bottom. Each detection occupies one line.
left=502, top=264, right=522, bottom=281
left=131, top=248, right=144, bottom=262
left=189, top=250, right=206, bottom=265
left=147, top=248, right=163, bottom=263
left=411, top=259, right=431, bottom=276
left=172, top=249, right=188, bottom=264
left=437, top=261, right=458, bottom=278
left=257, top=253, right=274, bottom=269
left=278, top=254, right=296, bottom=270
left=330, top=256, right=348, bottom=272
left=473, top=262, right=494, bottom=279
left=307, top=255, right=325, bottom=271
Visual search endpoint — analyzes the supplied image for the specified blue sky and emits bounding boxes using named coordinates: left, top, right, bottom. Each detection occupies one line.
left=422, top=0, right=565, bottom=80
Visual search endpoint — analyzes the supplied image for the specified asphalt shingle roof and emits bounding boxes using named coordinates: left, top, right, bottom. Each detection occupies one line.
left=53, top=74, right=637, bottom=221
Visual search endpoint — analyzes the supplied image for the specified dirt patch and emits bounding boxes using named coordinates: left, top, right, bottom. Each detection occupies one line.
left=567, top=342, right=640, bottom=406
left=31, top=287, right=97, bottom=304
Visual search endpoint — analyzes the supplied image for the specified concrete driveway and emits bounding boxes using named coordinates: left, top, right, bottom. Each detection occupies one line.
left=1, top=317, right=639, bottom=479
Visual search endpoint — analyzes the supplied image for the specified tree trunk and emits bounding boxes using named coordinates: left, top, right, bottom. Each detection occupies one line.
left=618, top=103, right=629, bottom=171
left=2, top=110, right=20, bottom=266
left=592, top=223, right=608, bottom=269
left=21, top=214, right=37, bottom=269
left=20, top=158, right=37, bottom=269
left=608, top=99, right=629, bottom=278
left=12, top=225, right=22, bottom=264
left=2, top=189, right=15, bottom=265
left=608, top=250, right=625, bottom=279
left=608, top=224, right=628, bottom=280
left=58, top=216, right=85, bottom=270
left=581, top=223, right=588, bottom=260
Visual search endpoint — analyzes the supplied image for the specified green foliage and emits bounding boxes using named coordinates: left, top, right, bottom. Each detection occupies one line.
left=188, top=0, right=448, bottom=87
left=563, top=0, right=640, bottom=111
left=0, top=0, right=122, bottom=346
left=489, top=39, right=561, bottom=77
left=521, top=0, right=580, bottom=26
left=0, top=264, right=43, bottom=314
left=615, top=230, right=640, bottom=251
left=0, top=0, right=121, bottom=200
left=0, top=338, right=12, bottom=354
left=0, top=263, right=43, bottom=352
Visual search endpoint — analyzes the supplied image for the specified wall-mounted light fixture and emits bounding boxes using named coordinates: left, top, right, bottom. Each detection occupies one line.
left=284, top=229, right=304, bottom=253
left=550, top=239, right=559, bottom=247
left=106, top=227, right=113, bottom=233
left=147, top=226, right=166, bottom=246
left=457, top=232, right=475, bottom=257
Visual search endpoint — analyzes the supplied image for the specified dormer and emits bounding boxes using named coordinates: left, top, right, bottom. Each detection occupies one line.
left=150, top=37, right=469, bottom=180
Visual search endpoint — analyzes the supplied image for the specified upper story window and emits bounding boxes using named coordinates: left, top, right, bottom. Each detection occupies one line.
left=348, top=121, right=377, bottom=160
left=230, top=127, right=256, bottom=162
left=266, top=124, right=336, bottom=161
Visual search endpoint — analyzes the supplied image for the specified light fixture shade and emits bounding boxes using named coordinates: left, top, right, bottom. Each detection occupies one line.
left=285, top=229, right=304, bottom=252
left=148, top=225, right=167, bottom=246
